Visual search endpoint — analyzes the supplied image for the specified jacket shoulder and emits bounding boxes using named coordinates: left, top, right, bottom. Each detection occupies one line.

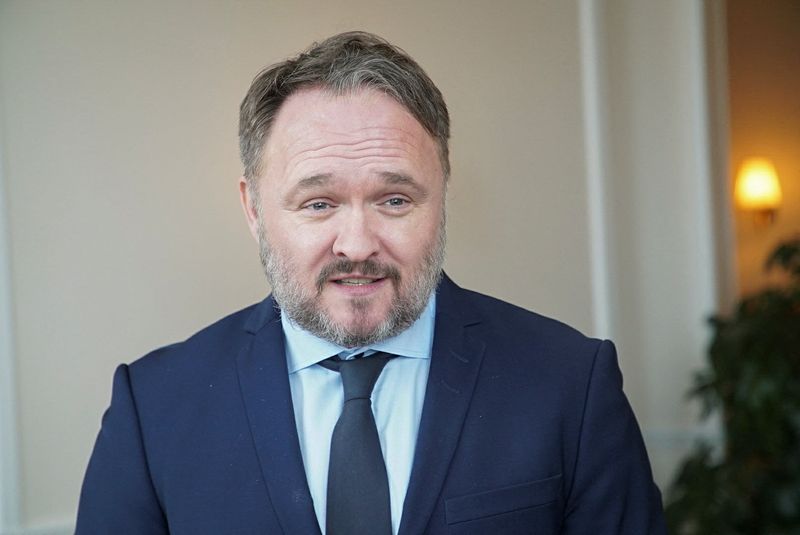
left=127, top=299, right=267, bottom=376
left=452, top=285, right=600, bottom=351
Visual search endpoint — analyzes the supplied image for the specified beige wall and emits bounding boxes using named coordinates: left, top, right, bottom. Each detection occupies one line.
left=728, top=0, right=800, bottom=296
left=0, top=1, right=718, bottom=532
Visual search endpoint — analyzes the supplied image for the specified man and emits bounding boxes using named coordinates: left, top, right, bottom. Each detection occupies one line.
left=77, top=32, right=666, bottom=534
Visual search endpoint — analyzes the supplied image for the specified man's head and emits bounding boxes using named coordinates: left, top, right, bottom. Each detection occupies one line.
left=238, top=32, right=450, bottom=347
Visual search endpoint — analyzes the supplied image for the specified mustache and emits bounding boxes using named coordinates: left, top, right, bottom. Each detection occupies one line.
left=315, top=259, right=401, bottom=293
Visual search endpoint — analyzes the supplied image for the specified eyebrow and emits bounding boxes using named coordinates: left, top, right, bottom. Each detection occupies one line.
left=287, top=171, right=428, bottom=200
left=294, top=173, right=333, bottom=192
left=284, top=173, right=333, bottom=202
left=378, top=172, right=428, bottom=199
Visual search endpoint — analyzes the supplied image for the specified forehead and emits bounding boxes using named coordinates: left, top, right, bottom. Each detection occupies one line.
left=261, top=87, right=441, bottom=182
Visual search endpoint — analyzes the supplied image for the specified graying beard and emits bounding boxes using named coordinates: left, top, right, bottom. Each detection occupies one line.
left=256, top=215, right=445, bottom=347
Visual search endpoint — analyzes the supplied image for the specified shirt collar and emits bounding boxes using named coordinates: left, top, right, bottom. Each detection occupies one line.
left=282, top=294, right=436, bottom=374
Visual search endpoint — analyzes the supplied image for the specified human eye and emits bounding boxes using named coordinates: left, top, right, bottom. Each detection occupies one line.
left=378, top=195, right=413, bottom=215
left=301, top=200, right=336, bottom=213
left=381, top=196, right=412, bottom=208
left=385, top=197, right=407, bottom=207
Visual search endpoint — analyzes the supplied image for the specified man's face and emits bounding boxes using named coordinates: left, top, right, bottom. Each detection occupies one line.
left=240, top=87, right=446, bottom=347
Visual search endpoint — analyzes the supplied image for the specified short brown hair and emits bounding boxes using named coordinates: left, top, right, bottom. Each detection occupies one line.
left=238, top=31, right=450, bottom=186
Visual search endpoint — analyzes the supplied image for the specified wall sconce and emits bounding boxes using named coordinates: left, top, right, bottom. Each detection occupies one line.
left=734, top=157, right=783, bottom=226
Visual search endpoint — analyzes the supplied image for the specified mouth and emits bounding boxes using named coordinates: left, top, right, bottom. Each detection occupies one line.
left=326, top=274, right=391, bottom=297
left=331, top=276, right=385, bottom=286
left=315, top=260, right=401, bottom=295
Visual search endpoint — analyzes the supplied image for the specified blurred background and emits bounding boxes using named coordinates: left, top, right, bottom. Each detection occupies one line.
left=0, top=0, right=797, bottom=533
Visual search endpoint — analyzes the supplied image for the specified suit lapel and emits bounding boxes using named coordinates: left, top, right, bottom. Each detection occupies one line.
left=236, top=298, right=322, bottom=535
left=399, top=277, right=486, bottom=535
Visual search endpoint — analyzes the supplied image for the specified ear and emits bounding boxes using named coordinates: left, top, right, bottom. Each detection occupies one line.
left=239, top=176, right=260, bottom=241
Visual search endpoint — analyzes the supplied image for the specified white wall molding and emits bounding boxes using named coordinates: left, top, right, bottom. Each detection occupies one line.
left=1, top=521, right=73, bottom=535
left=0, top=135, right=21, bottom=535
left=579, top=0, right=613, bottom=340
left=643, top=422, right=723, bottom=490
left=703, top=0, right=737, bottom=313
left=579, top=0, right=719, bottom=488
left=643, top=425, right=722, bottom=451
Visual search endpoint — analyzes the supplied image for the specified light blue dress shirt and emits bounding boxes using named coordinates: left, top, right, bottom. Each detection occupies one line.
left=282, top=295, right=436, bottom=535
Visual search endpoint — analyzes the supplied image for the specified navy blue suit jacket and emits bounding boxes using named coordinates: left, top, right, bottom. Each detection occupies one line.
left=77, top=276, right=666, bottom=534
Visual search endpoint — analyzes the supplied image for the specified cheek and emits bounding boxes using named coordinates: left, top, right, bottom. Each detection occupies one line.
left=273, top=221, right=336, bottom=268
left=383, top=215, right=441, bottom=265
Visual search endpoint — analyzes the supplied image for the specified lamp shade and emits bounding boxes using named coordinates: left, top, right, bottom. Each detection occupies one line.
left=734, top=157, right=783, bottom=211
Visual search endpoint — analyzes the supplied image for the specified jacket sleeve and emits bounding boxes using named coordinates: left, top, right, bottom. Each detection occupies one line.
left=76, top=364, right=169, bottom=534
left=562, top=340, right=667, bottom=534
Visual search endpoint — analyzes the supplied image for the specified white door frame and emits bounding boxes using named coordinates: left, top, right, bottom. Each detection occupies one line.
left=0, top=140, right=21, bottom=532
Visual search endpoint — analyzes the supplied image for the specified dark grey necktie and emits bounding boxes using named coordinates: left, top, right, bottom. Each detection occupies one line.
left=319, top=352, right=394, bottom=535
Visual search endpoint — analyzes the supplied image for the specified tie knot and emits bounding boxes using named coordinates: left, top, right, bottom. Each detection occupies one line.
left=321, top=353, right=393, bottom=401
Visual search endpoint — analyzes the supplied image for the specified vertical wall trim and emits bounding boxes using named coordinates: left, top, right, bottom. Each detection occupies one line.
left=688, top=0, right=720, bottom=326
left=578, top=0, right=612, bottom=340
left=0, top=136, right=21, bottom=531
left=704, top=0, right=737, bottom=313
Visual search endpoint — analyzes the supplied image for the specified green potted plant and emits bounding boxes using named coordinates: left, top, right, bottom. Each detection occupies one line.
left=666, top=237, right=800, bottom=534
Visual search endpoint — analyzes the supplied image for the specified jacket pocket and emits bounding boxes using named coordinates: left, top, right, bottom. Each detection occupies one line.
left=445, top=474, right=562, bottom=525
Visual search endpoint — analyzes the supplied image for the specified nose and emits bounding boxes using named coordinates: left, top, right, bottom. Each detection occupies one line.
left=331, top=208, right=380, bottom=262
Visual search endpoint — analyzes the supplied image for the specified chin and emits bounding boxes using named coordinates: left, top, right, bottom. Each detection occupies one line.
left=337, top=313, right=386, bottom=336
